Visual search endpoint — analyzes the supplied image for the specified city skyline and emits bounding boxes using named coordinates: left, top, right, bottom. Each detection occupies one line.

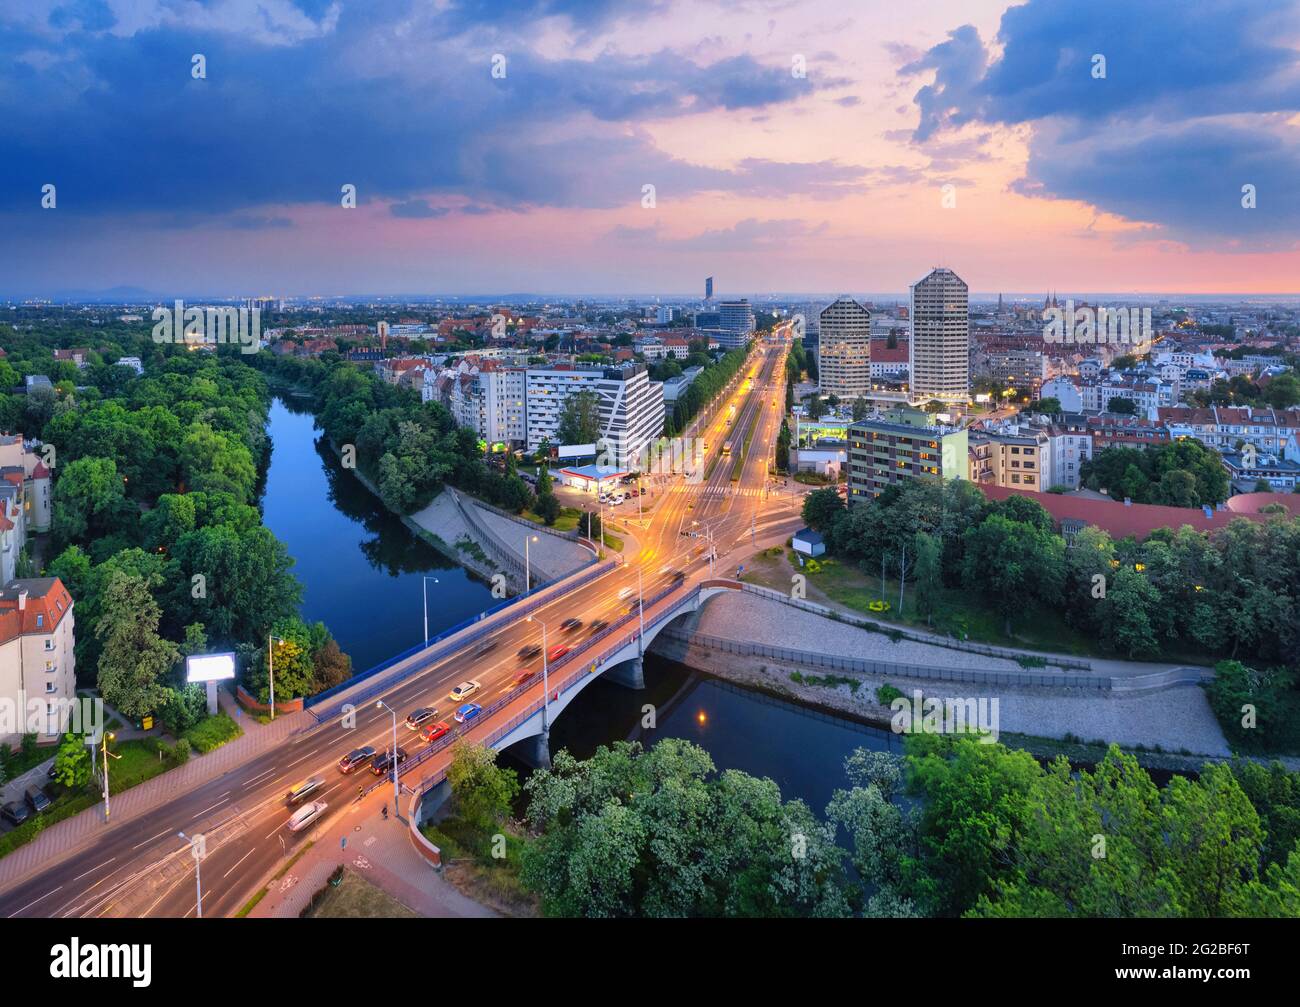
left=3, top=0, right=1298, bottom=296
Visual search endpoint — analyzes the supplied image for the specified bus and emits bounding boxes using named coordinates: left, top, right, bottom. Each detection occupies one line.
left=722, top=440, right=733, bottom=455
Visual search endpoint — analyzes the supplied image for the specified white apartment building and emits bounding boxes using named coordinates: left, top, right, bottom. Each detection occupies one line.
left=1157, top=405, right=1300, bottom=458
left=1043, top=422, right=1094, bottom=490
left=0, top=578, right=76, bottom=747
left=716, top=300, right=756, bottom=348
left=1079, top=379, right=1174, bottom=417
left=526, top=364, right=665, bottom=470
left=818, top=297, right=873, bottom=399
left=910, top=267, right=970, bottom=404
left=448, top=361, right=527, bottom=447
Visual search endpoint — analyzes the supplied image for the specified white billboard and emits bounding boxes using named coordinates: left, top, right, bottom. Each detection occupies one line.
left=185, top=652, right=237, bottom=683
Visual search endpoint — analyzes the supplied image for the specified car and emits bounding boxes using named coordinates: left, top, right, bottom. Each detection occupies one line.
left=472, top=639, right=499, bottom=658
left=588, top=619, right=609, bottom=634
left=560, top=617, right=583, bottom=632
left=598, top=493, right=610, bottom=503
left=454, top=703, right=482, bottom=724
left=546, top=644, right=570, bottom=662
left=672, top=570, right=686, bottom=584
left=1, top=802, right=29, bottom=827
left=405, top=707, right=439, bottom=731
left=24, top=786, right=50, bottom=814
left=285, top=776, right=325, bottom=806
left=617, top=586, right=635, bottom=601
left=512, top=669, right=537, bottom=687
left=658, top=564, right=674, bottom=576
left=338, top=745, right=376, bottom=774
left=420, top=720, right=452, bottom=743
left=371, top=747, right=410, bottom=776
left=287, top=800, right=328, bottom=833
left=517, top=643, right=542, bottom=660
left=448, top=680, right=482, bottom=702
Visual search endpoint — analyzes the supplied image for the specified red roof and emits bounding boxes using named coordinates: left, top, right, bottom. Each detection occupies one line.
left=980, top=484, right=1289, bottom=541
left=0, top=578, right=73, bottom=646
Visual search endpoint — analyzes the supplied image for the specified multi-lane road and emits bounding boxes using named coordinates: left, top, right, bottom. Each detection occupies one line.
left=0, top=331, right=799, bottom=918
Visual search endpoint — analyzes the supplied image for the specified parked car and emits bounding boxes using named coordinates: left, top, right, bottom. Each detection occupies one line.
left=517, top=644, right=542, bottom=661
left=1, top=802, right=29, bottom=827
left=285, top=776, right=325, bottom=806
left=448, top=680, right=482, bottom=702
left=454, top=703, right=483, bottom=724
left=24, top=786, right=51, bottom=814
left=338, top=746, right=376, bottom=774
left=420, top=720, right=452, bottom=744
left=560, top=617, right=583, bottom=632
left=405, top=707, right=439, bottom=731
left=547, top=644, right=570, bottom=662
left=287, top=800, right=328, bottom=833
left=371, top=747, right=410, bottom=776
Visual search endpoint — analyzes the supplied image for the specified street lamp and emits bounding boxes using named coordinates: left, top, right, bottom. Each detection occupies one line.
left=267, top=635, right=287, bottom=720
left=524, top=534, right=539, bottom=594
left=177, top=830, right=204, bottom=918
left=527, top=615, right=550, bottom=730
left=100, top=731, right=120, bottom=823
left=422, top=576, right=440, bottom=644
left=375, top=700, right=400, bottom=814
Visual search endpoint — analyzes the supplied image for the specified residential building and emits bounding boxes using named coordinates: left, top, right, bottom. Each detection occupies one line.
left=909, top=267, right=970, bottom=404
left=0, top=435, right=52, bottom=535
left=1157, top=405, right=1300, bottom=458
left=818, top=297, right=873, bottom=400
left=1222, top=451, right=1300, bottom=492
left=0, top=577, right=76, bottom=747
left=968, top=425, right=1051, bottom=491
left=448, top=360, right=527, bottom=447
left=847, top=407, right=968, bottom=503
left=869, top=338, right=909, bottom=380
left=526, top=363, right=665, bottom=470
left=1041, top=418, right=1093, bottom=490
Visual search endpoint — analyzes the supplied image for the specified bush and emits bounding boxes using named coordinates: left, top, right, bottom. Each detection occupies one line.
left=1203, top=660, right=1296, bottom=751
left=876, top=683, right=904, bottom=706
left=183, top=712, right=243, bottom=754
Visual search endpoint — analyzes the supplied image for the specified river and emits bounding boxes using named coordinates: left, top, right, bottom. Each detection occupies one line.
left=260, top=394, right=897, bottom=813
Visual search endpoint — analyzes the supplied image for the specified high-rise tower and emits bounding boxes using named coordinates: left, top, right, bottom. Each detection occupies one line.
left=908, top=267, right=969, bottom=404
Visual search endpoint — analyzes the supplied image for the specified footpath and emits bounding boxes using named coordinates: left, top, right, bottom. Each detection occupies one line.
left=248, top=796, right=495, bottom=918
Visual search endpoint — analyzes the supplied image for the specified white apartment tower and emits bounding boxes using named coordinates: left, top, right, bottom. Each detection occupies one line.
left=526, top=364, right=665, bottom=470
left=818, top=297, right=872, bottom=400
left=909, top=267, right=970, bottom=404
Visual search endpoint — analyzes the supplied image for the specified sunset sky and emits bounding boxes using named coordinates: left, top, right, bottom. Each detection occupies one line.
left=3, top=0, right=1299, bottom=297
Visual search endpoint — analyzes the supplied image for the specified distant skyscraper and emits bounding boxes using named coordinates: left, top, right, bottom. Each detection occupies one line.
left=716, top=299, right=755, bottom=348
left=909, top=267, right=969, bottom=404
left=818, top=297, right=872, bottom=400
left=705, top=276, right=714, bottom=302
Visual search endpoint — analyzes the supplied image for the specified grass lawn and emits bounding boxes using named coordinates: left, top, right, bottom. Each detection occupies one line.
left=521, top=506, right=582, bottom=533
left=302, top=867, right=420, bottom=918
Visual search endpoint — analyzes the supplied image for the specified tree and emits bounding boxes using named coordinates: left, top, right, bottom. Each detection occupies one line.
left=558, top=389, right=603, bottom=445
left=961, top=514, right=1065, bottom=635
left=51, top=456, right=133, bottom=551
left=447, top=740, right=520, bottom=834
left=312, top=638, right=352, bottom=692
left=912, top=531, right=943, bottom=626
left=51, top=732, right=92, bottom=789
left=94, top=570, right=179, bottom=718
left=1108, top=396, right=1138, bottom=415
left=802, top=487, right=845, bottom=535
left=851, top=397, right=870, bottom=422
left=158, top=684, right=207, bottom=736
left=805, top=394, right=827, bottom=421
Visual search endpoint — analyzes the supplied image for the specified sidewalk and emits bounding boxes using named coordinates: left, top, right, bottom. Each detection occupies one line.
left=250, top=799, right=496, bottom=918
left=0, top=703, right=311, bottom=892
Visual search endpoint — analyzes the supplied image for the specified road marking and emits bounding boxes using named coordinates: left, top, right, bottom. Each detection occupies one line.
left=244, top=767, right=277, bottom=786
left=222, top=848, right=256, bottom=879
left=132, top=828, right=172, bottom=850
left=70, top=858, right=116, bottom=883
left=8, top=887, right=62, bottom=917
left=192, top=796, right=230, bottom=819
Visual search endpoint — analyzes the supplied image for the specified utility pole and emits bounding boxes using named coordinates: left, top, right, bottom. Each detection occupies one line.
left=100, top=732, right=120, bottom=823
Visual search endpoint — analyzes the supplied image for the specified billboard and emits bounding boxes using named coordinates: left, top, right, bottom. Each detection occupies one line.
left=185, top=652, right=237, bottom=683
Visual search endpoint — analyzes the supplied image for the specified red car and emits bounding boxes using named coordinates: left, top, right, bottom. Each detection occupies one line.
left=513, top=670, right=537, bottom=687
left=547, top=644, right=570, bottom=662
left=420, top=720, right=451, bottom=744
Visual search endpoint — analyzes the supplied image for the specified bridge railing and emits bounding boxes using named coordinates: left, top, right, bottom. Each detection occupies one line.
left=306, top=559, right=618, bottom=721
left=403, top=580, right=703, bottom=797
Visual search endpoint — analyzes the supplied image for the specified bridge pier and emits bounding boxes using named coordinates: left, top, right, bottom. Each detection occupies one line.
left=604, top=655, right=645, bottom=690
left=413, top=779, right=451, bottom=826
left=508, top=730, right=551, bottom=770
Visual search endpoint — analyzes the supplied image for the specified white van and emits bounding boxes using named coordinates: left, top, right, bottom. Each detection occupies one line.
left=287, top=800, right=328, bottom=833
left=617, top=586, right=635, bottom=601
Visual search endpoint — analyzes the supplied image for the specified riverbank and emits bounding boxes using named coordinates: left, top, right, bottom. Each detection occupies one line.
left=650, top=588, right=1235, bottom=766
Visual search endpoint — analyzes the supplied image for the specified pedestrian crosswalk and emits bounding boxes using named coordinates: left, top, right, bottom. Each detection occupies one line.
left=672, top=484, right=785, bottom=498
